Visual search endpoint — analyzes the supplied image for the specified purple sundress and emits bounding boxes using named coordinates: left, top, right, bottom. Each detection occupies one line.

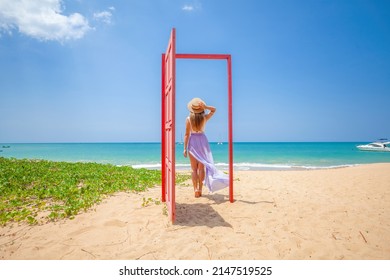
left=187, top=129, right=229, bottom=193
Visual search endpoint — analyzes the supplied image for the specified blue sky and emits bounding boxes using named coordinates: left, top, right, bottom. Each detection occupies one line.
left=0, top=0, right=389, bottom=143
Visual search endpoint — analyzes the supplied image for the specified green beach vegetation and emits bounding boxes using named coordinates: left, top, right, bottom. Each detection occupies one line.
left=0, top=157, right=189, bottom=226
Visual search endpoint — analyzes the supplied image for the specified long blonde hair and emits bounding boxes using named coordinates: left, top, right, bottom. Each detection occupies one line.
left=190, top=111, right=205, bottom=131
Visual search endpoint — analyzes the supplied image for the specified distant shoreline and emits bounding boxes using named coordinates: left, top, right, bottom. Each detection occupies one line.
left=1, top=142, right=390, bottom=171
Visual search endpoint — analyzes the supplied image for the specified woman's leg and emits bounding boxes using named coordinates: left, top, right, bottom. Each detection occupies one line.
left=198, top=162, right=205, bottom=195
left=189, top=153, right=201, bottom=197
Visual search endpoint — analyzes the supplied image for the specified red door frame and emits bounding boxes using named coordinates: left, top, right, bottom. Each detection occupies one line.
left=162, top=28, right=234, bottom=223
left=175, top=53, right=234, bottom=203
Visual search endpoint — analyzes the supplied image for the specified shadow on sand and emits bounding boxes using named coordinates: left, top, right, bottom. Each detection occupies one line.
left=174, top=200, right=232, bottom=228
left=173, top=188, right=274, bottom=227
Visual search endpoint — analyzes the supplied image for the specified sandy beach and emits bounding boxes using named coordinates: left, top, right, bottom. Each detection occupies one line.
left=1, top=163, right=389, bottom=260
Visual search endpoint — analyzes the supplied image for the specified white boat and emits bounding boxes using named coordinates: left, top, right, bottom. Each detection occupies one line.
left=357, top=140, right=390, bottom=152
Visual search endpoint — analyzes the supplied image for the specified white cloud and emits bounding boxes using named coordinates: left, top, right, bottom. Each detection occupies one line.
left=0, top=0, right=91, bottom=42
left=93, top=10, right=113, bottom=25
left=182, top=1, right=202, bottom=12
left=182, top=5, right=194, bottom=11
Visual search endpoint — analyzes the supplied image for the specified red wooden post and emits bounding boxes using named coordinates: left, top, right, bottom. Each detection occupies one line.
left=227, top=55, right=234, bottom=203
left=161, top=53, right=166, bottom=202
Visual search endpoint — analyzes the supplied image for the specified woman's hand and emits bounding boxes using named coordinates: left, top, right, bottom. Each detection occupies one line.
left=183, top=149, right=187, bottom=158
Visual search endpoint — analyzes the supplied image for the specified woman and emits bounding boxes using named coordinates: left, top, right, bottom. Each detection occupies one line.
left=183, top=97, right=229, bottom=198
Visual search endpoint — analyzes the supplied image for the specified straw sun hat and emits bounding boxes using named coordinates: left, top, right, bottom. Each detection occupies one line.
left=187, top=97, right=205, bottom=113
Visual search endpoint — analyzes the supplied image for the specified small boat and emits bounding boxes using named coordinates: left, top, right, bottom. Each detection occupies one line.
left=357, top=139, right=390, bottom=152
left=177, top=133, right=184, bottom=145
left=217, top=134, right=223, bottom=145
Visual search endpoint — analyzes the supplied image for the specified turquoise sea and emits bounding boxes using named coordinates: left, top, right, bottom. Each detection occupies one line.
left=1, top=142, right=390, bottom=170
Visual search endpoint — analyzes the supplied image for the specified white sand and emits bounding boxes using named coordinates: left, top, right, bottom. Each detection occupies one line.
left=1, top=163, right=389, bottom=260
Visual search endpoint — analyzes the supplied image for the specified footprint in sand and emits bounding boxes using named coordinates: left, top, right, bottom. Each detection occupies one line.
left=104, top=219, right=127, bottom=227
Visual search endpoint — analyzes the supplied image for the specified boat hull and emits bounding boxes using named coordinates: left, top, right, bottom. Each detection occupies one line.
left=357, top=146, right=390, bottom=152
